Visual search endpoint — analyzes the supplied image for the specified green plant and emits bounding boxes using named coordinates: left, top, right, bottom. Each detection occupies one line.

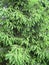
left=0, top=0, right=49, bottom=65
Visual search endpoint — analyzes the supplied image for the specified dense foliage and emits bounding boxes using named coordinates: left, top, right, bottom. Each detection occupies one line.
left=0, top=0, right=49, bottom=65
